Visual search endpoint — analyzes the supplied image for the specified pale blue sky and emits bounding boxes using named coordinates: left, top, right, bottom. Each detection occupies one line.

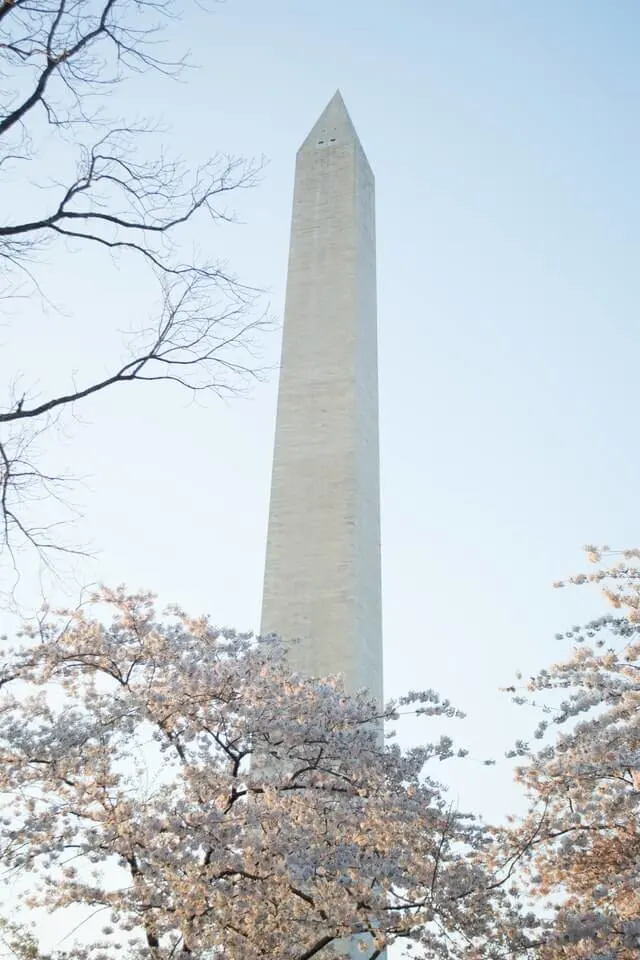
left=4, top=0, right=640, bottom=820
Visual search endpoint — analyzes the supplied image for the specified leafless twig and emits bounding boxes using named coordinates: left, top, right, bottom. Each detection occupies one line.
left=1, top=0, right=268, bottom=577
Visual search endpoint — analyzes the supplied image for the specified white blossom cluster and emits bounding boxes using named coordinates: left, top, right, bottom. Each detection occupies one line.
left=0, top=588, right=525, bottom=960
left=499, top=547, right=640, bottom=959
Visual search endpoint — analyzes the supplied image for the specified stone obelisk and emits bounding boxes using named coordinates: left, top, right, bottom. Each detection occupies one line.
left=261, top=91, right=382, bottom=709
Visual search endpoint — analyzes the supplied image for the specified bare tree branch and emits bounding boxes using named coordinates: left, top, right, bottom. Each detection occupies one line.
left=0, top=0, right=268, bottom=576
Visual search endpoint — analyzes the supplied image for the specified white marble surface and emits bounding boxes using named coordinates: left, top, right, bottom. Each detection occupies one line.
left=262, top=92, right=383, bottom=709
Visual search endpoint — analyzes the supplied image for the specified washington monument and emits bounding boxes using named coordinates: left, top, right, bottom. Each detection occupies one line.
left=261, top=91, right=383, bottom=708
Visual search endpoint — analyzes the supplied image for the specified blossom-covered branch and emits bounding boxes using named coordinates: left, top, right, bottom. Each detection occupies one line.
left=0, top=587, right=528, bottom=959
left=499, top=546, right=640, bottom=959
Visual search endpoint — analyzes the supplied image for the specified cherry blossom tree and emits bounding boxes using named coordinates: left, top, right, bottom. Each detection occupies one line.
left=499, top=547, right=640, bottom=959
left=0, top=588, right=529, bottom=960
left=0, top=0, right=264, bottom=573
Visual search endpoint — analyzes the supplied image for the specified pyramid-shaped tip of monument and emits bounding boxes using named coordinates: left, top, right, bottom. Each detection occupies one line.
left=299, top=89, right=361, bottom=152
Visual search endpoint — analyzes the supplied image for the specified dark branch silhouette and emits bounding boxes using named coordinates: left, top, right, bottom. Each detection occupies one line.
left=0, top=0, right=267, bottom=577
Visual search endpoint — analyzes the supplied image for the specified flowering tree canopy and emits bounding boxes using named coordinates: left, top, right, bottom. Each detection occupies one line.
left=0, top=588, right=525, bottom=960
left=501, top=547, right=640, bottom=959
